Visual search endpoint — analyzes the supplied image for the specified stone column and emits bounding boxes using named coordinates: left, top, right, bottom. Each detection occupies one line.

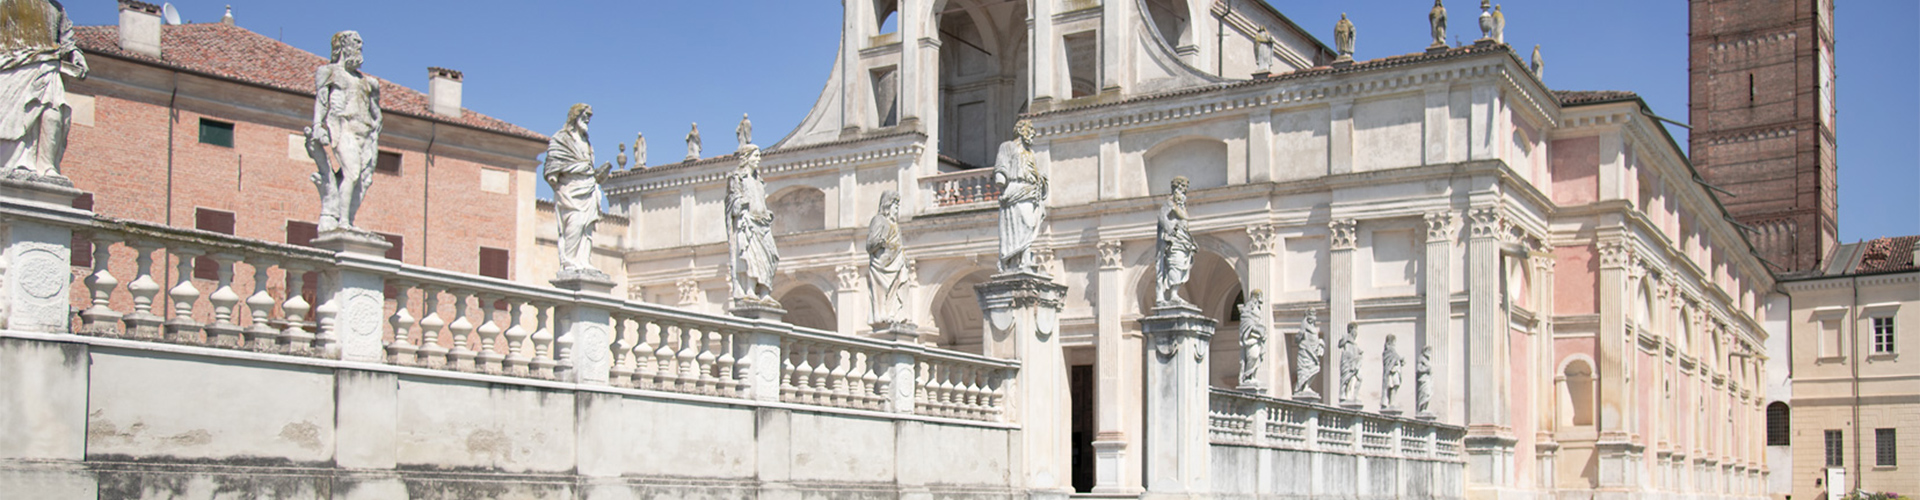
left=312, top=230, right=396, bottom=362
left=552, top=273, right=619, bottom=385
left=1099, top=0, right=1132, bottom=93
left=1327, top=218, right=1357, bottom=402
left=1532, top=252, right=1560, bottom=486
left=1028, top=0, right=1058, bottom=108
left=1421, top=211, right=1453, bottom=421
left=1595, top=240, right=1641, bottom=497
left=1091, top=240, right=1136, bottom=494
left=1464, top=206, right=1515, bottom=496
left=976, top=271, right=1071, bottom=499
left=1245, top=224, right=1281, bottom=394
left=1140, top=303, right=1215, bottom=497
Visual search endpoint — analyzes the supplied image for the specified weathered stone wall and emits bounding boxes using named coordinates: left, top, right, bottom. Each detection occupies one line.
left=0, top=334, right=1018, bottom=499
left=1209, top=445, right=1464, bottom=500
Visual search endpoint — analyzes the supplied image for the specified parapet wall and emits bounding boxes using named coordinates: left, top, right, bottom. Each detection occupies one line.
left=0, top=334, right=1019, bottom=499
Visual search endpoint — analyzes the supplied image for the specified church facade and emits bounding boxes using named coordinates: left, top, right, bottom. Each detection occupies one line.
left=606, top=1, right=1775, bottom=499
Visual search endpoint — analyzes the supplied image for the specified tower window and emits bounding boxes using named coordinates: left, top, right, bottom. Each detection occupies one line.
left=199, top=118, right=235, bottom=147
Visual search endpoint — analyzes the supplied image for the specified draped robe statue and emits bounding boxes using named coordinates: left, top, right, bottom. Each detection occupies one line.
left=994, top=120, right=1046, bottom=273
left=542, top=104, right=611, bottom=277
left=305, top=31, right=382, bottom=233
left=1238, top=289, right=1268, bottom=389
left=1382, top=334, right=1405, bottom=410
left=0, top=0, right=85, bottom=183
left=633, top=132, right=646, bottom=168
left=1428, top=0, right=1448, bottom=47
left=1339, top=323, right=1362, bottom=403
left=1333, top=13, right=1356, bottom=60
left=1294, top=310, right=1324, bottom=396
left=1155, top=176, right=1195, bottom=307
left=727, top=145, right=779, bottom=302
left=1415, top=346, right=1434, bottom=415
left=736, top=113, right=752, bottom=149
left=685, top=123, right=701, bottom=161
left=867, top=190, right=908, bottom=327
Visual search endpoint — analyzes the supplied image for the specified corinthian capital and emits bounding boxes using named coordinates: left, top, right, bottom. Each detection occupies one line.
left=1598, top=241, right=1634, bottom=270
left=1424, top=211, right=1455, bottom=243
left=676, top=278, right=702, bottom=306
left=836, top=264, right=863, bottom=291
left=1097, top=240, right=1126, bottom=269
left=1467, top=206, right=1507, bottom=240
left=1247, top=224, right=1279, bottom=255
left=1329, top=219, right=1358, bottom=250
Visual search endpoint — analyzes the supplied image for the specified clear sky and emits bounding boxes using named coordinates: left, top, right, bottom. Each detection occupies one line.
left=64, top=1, right=1917, bottom=242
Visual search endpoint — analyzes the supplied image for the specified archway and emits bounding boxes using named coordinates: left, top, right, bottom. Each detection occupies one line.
left=779, top=284, right=836, bottom=332
left=936, top=0, right=1029, bottom=168
left=932, top=269, right=994, bottom=354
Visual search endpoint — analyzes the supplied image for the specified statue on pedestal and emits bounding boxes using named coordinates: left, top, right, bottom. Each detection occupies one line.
left=1428, top=0, right=1448, bottom=48
left=1333, top=13, right=1356, bottom=61
left=867, top=190, right=908, bottom=328
left=1416, top=345, right=1435, bottom=417
left=1338, top=322, right=1362, bottom=405
left=994, top=120, right=1046, bottom=273
left=1294, top=310, right=1323, bottom=398
left=1155, top=177, right=1195, bottom=307
left=1382, top=334, right=1404, bottom=411
left=1490, top=5, right=1506, bottom=43
left=0, top=0, right=86, bottom=185
left=684, top=122, right=701, bottom=161
left=727, top=145, right=779, bottom=302
left=736, top=113, right=752, bottom=149
left=304, top=31, right=382, bottom=233
left=1238, top=289, right=1268, bottom=390
left=542, top=103, right=611, bottom=279
left=1530, top=45, right=1545, bottom=80
left=633, top=132, right=646, bottom=168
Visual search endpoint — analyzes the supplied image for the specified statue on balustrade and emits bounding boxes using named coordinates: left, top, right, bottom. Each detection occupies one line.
left=867, top=190, right=909, bottom=328
left=727, top=145, right=779, bottom=303
left=1155, top=176, right=1195, bottom=307
left=1238, top=289, right=1267, bottom=390
left=1415, top=345, right=1434, bottom=417
left=994, top=119, right=1046, bottom=273
left=305, top=30, right=382, bottom=234
left=1293, top=310, right=1323, bottom=399
left=543, top=103, right=612, bottom=280
left=1338, top=322, right=1362, bottom=405
left=1382, top=334, right=1404, bottom=412
left=0, top=0, right=85, bottom=185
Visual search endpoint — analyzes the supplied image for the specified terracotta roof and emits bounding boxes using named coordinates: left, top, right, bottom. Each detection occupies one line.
left=1554, top=90, right=1639, bottom=106
left=1852, top=235, right=1919, bottom=274
left=74, top=23, right=546, bottom=142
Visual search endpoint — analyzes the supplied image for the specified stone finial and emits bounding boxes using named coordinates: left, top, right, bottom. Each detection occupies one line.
left=221, top=5, right=234, bottom=25
left=615, top=143, right=628, bottom=170
left=1427, top=0, right=1448, bottom=50
left=1333, top=13, right=1356, bottom=63
left=1477, top=0, right=1494, bottom=41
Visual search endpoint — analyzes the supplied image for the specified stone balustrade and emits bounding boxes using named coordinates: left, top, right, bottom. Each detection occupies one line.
left=920, top=168, right=1001, bottom=208
left=1208, top=388, right=1465, bottom=461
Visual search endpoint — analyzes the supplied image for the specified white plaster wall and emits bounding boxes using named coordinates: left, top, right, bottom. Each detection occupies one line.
left=396, top=378, right=577, bottom=472
left=1272, top=106, right=1330, bottom=181
left=86, top=349, right=336, bottom=463
left=788, top=412, right=898, bottom=482
left=617, top=398, right=756, bottom=478
left=1353, top=94, right=1425, bottom=172
left=1049, top=137, right=1101, bottom=206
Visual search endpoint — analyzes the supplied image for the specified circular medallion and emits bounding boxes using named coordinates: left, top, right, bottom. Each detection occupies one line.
left=17, top=248, right=64, bottom=299
left=582, top=325, right=610, bottom=363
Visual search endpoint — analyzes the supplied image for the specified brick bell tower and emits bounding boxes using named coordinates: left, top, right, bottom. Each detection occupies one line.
left=1689, top=0, right=1837, bottom=274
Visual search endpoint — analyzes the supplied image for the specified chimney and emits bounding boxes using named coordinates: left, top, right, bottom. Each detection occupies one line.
left=117, top=0, right=162, bottom=58
left=427, top=67, right=463, bottom=118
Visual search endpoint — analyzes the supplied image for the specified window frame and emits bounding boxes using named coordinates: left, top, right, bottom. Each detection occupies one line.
left=1877, top=428, right=1897, bottom=467
left=198, top=118, right=235, bottom=148
left=1766, top=402, right=1791, bottom=446
left=1825, top=429, right=1845, bottom=467
left=1871, top=316, right=1896, bottom=354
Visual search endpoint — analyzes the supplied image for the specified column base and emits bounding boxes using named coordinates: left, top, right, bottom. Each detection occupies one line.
left=311, top=227, right=392, bottom=255
left=1294, top=388, right=1321, bottom=403
left=871, top=321, right=920, bottom=342
left=551, top=268, right=616, bottom=294
left=728, top=298, right=787, bottom=322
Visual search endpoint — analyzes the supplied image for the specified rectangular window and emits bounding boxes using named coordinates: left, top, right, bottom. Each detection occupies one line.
left=1826, top=430, right=1844, bottom=467
left=479, top=247, right=510, bottom=279
left=376, top=232, right=404, bottom=261
left=1063, top=30, right=1099, bottom=98
left=198, top=118, right=234, bottom=147
left=285, top=220, right=318, bottom=247
left=376, top=150, right=402, bottom=174
left=193, top=208, right=236, bottom=279
left=1872, top=317, right=1896, bottom=354
left=1878, top=428, right=1898, bottom=467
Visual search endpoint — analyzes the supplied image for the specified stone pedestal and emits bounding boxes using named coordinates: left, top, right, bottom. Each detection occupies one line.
left=728, top=297, right=786, bottom=322
left=1139, top=303, right=1215, bottom=497
left=553, top=271, right=618, bottom=385
left=870, top=321, right=919, bottom=343
left=975, top=271, right=1071, bottom=499
left=313, top=229, right=394, bottom=362
left=0, top=177, right=86, bottom=333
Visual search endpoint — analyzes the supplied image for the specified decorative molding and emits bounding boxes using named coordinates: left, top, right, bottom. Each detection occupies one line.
left=1598, top=242, right=1633, bottom=270
left=835, top=264, right=862, bottom=291
left=1328, top=219, right=1357, bottom=250
left=1097, top=240, right=1126, bottom=269
left=612, top=143, right=924, bottom=194
left=1466, top=206, right=1505, bottom=240
left=676, top=278, right=702, bottom=306
left=1247, top=224, right=1279, bottom=255
left=1423, top=211, right=1455, bottom=243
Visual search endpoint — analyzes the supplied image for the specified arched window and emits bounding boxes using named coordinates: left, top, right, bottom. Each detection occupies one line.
left=778, top=285, right=836, bottom=332
left=874, top=0, right=898, bottom=33
left=1142, top=0, right=1191, bottom=51
left=1767, top=401, right=1790, bottom=446
left=770, top=187, right=827, bottom=234
left=1562, top=359, right=1595, bottom=427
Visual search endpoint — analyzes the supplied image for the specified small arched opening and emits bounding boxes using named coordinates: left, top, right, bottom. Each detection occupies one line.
left=1145, top=137, right=1228, bottom=197
left=1142, top=0, right=1192, bottom=52
left=1766, top=401, right=1790, bottom=446
left=1560, top=358, right=1595, bottom=428
left=770, top=186, right=827, bottom=234
left=933, top=269, right=994, bottom=354
left=778, top=284, right=837, bottom=332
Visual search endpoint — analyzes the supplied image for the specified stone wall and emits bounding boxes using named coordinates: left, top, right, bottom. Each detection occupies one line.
left=1209, top=446, right=1464, bottom=500
left=0, top=334, right=1019, bottom=500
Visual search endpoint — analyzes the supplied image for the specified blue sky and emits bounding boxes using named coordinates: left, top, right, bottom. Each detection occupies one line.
left=65, top=1, right=1917, bottom=242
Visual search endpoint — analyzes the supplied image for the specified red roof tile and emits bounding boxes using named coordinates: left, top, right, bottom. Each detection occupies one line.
left=1853, top=235, right=1919, bottom=274
left=73, top=23, right=545, bottom=142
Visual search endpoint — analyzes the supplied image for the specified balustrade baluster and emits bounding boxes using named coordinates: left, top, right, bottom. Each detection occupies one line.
left=654, top=323, right=681, bottom=390
left=121, top=240, right=165, bottom=338
left=476, top=293, right=505, bottom=374
left=809, top=343, right=831, bottom=406
left=609, top=317, right=634, bottom=388
left=242, top=258, right=279, bottom=348
left=790, top=341, right=814, bottom=403
left=416, top=285, right=448, bottom=368
left=502, top=298, right=530, bottom=376
left=829, top=349, right=851, bottom=407
left=694, top=329, right=719, bottom=394
left=204, top=253, right=244, bottom=347
left=529, top=302, right=556, bottom=379
left=386, top=280, right=417, bottom=365
left=674, top=324, right=699, bottom=392
left=164, top=247, right=204, bottom=342
left=626, top=317, right=651, bottom=388
left=779, top=339, right=799, bottom=402
left=79, top=233, right=121, bottom=335
left=279, top=264, right=313, bottom=350
left=446, top=289, right=476, bottom=371
left=716, top=330, right=739, bottom=396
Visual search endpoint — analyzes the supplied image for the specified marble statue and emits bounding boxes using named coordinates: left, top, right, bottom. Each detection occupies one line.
left=727, top=145, right=779, bottom=302
left=1155, top=176, right=1195, bottom=307
left=685, top=122, right=701, bottom=161
left=1428, top=0, right=1448, bottom=48
left=1253, top=28, right=1273, bottom=73
left=1294, top=310, right=1323, bottom=396
left=1382, top=334, right=1405, bottom=410
left=1478, top=1, right=1494, bottom=40
left=994, top=120, right=1046, bottom=273
left=1530, top=45, right=1545, bottom=80
left=1415, top=345, right=1434, bottom=416
left=736, top=113, right=752, bottom=149
left=1338, top=322, right=1361, bottom=403
left=1333, top=13, right=1356, bottom=60
left=542, top=104, right=612, bottom=278
left=0, top=0, right=86, bottom=184
left=304, top=31, right=382, bottom=233
left=867, top=190, right=908, bottom=327
left=1491, top=5, right=1506, bottom=43
left=1238, top=289, right=1267, bottom=389
left=634, top=132, right=646, bottom=168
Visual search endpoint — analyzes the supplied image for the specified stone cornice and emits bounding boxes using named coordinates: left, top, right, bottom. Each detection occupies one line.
left=609, top=141, right=924, bottom=195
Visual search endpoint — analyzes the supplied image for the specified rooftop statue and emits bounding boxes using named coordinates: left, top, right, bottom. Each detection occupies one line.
left=1294, top=310, right=1324, bottom=399
left=1491, top=5, right=1506, bottom=43
left=633, top=132, right=646, bottom=168
left=1428, top=0, right=1448, bottom=49
left=727, top=145, right=779, bottom=303
left=867, top=190, right=908, bottom=328
left=1382, top=334, right=1405, bottom=411
left=685, top=122, right=701, bottom=162
left=0, top=0, right=86, bottom=185
left=304, top=31, right=382, bottom=234
left=736, top=113, right=752, bottom=150
left=1238, top=289, right=1268, bottom=390
left=1531, top=45, right=1545, bottom=80
left=1155, top=177, right=1195, bottom=307
left=1333, top=14, right=1356, bottom=61
left=994, top=120, right=1046, bottom=273
left=542, top=103, right=612, bottom=280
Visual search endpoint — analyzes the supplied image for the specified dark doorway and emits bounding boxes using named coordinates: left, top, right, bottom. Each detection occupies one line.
left=1070, top=364, right=1094, bottom=492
